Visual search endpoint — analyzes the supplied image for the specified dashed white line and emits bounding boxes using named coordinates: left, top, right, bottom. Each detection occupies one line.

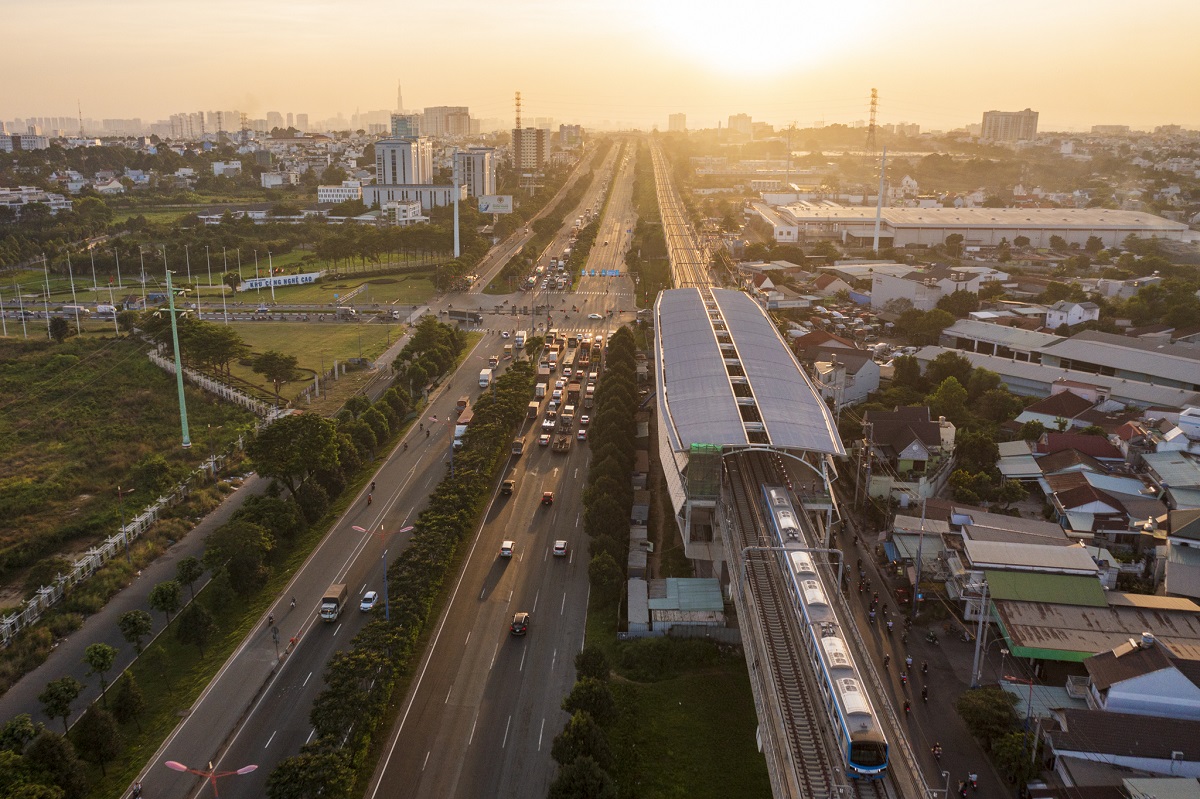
left=422, top=751, right=430, bottom=771
left=334, top=623, right=342, bottom=635
left=264, top=730, right=276, bottom=748
left=302, top=671, right=312, bottom=687
left=520, top=648, right=526, bottom=671
left=552, top=648, right=558, bottom=673
left=445, top=686, right=452, bottom=703
left=468, top=713, right=479, bottom=745
left=561, top=593, right=567, bottom=615
left=305, top=728, right=315, bottom=744
left=538, top=718, right=546, bottom=751
left=490, top=643, right=499, bottom=669
left=501, top=715, right=512, bottom=748
left=533, top=589, right=540, bottom=613
left=465, top=631, right=471, bottom=645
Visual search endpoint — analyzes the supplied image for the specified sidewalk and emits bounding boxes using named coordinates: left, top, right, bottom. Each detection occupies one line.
left=0, top=475, right=269, bottom=728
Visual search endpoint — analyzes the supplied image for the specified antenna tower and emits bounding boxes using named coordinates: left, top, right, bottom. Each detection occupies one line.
left=199, top=110, right=205, bottom=139
left=77, top=100, right=84, bottom=139
left=217, top=111, right=224, bottom=140
left=239, top=112, right=249, bottom=145
left=865, top=88, right=878, bottom=153
left=514, top=91, right=522, bottom=130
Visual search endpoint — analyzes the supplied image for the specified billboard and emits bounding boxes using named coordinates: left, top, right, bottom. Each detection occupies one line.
left=478, top=195, right=513, bottom=214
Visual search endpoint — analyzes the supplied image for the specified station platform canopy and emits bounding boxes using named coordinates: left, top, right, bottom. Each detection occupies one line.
left=653, top=287, right=844, bottom=456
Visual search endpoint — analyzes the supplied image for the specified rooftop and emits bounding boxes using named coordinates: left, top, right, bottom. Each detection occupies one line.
left=1085, top=635, right=1200, bottom=692
left=994, top=599, right=1200, bottom=661
left=963, top=540, right=1099, bottom=573
left=942, top=318, right=1064, bottom=352
left=654, top=288, right=843, bottom=454
left=1038, top=330, right=1200, bottom=384
left=985, top=570, right=1107, bottom=607
left=1022, top=391, right=1096, bottom=420
left=1049, top=707, right=1200, bottom=761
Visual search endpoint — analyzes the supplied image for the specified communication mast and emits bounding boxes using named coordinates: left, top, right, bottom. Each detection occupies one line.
left=239, top=112, right=250, bottom=146
left=865, top=88, right=879, bottom=153
left=199, top=110, right=205, bottom=139
left=77, top=100, right=84, bottom=139
left=217, top=111, right=224, bottom=141
left=514, top=91, right=522, bottom=130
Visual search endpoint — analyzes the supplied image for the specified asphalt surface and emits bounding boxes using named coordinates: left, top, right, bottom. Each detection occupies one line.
left=363, top=144, right=639, bottom=799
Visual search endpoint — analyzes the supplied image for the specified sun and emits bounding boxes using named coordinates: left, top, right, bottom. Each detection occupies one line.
left=644, top=0, right=868, bottom=76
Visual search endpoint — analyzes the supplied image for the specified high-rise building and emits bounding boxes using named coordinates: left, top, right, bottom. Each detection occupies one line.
left=454, top=147, right=497, bottom=197
left=668, top=113, right=687, bottom=132
left=558, top=124, right=583, bottom=148
left=980, top=108, right=1039, bottom=142
left=511, top=127, right=548, bottom=172
left=266, top=111, right=284, bottom=130
left=422, top=106, right=471, bottom=137
left=376, top=137, right=433, bottom=185
left=390, top=113, right=420, bottom=138
left=295, top=114, right=309, bottom=133
left=396, top=81, right=404, bottom=113
left=728, top=113, right=753, bottom=137
left=287, top=112, right=294, bottom=129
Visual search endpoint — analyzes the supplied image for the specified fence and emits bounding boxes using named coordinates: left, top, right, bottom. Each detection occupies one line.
left=147, top=348, right=277, bottom=417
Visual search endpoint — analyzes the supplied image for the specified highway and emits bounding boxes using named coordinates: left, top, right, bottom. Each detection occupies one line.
left=364, top=143, right=638, bottom=799
left=128, top=141, right=635, bottom=799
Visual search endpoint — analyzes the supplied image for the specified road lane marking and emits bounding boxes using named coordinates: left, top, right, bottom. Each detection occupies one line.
left=502, top=715, right=512, bottom=748
left=507, top=590, right=512, bottom=603
left=302, top=671, right=312, bottom=687
left=468, top=713, right=478, bottom=746
left=552, top=648, right=557, bottom=673
left=445, top=686, right=452, bottom=703
left=465, top=631, right=471, bottom=645
left=575, top=512, right=580, bottom=528
left=533, top=589, right=540, bottom=613
left=561, top=593, right=567, bottom=615
left=305, top=728, right=315, bottom=744
left=265, top=730, right=276, bottom=748
left=538, top=718, right=546, bottom=751
left=520, top=648, right=526, bottom=671
left=422, top=751, right=430, bottom=771
left=490, top=643, right=499, bottom=670
left=479, top=588, right=486, bottom=599
left=334, top=623, right=342, bottom=635
left=360, top=582, right=367, bottom=593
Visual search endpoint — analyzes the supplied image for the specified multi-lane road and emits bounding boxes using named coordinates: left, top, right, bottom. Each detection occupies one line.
left=364, top=142, right=638, bottom=799
left=122, top=140, right=638, bottom=799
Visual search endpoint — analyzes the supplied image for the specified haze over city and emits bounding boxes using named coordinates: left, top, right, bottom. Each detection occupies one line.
left=6, top=0, right=1200, bottom=130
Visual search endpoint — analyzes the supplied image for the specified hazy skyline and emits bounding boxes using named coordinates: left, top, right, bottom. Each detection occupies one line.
left=6, top=0, right=1200, bottom=131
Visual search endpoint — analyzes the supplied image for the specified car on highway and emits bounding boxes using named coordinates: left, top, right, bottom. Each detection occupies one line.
left=501, top=330, right=510, bottom=338
left=510, top=612, right=529, bottom=636
left=577, top=428, right=588, bottom=441
left=539, top=433, right=551, bottom=446
left=501, top=478, right=515, bottom=495
left=555, top=379, right=566, bottom=389
left=562, top=367, right=572, bottom=379
left=588, top=313, right=603, bottom=320
left=542, top=491, right=554, bottom=506
left=500, top=540, right=515, bottom=558
left=360, top=591, right=379, bottom=611
left=553, top=540, right=568, bottom=557
left=541, top=418, right=556, bottom=431
left=580, top=415, right=590, bottom=426
left=552, top=388, right=562, bottom=401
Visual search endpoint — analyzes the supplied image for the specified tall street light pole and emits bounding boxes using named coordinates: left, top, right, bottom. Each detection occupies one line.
left=164, top=268, right=192, bottom=448
left=164, top=760, right=257, bottom=798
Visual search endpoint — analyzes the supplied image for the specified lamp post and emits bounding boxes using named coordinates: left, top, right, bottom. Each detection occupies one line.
left=164, top=760, right=257, bottom=798
left=352, top=524, right=414, bottom=623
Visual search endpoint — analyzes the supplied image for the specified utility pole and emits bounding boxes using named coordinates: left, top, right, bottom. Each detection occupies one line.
left=872, top=147, right=887, bottom=253
left=164, top=267, right=192, bottom=449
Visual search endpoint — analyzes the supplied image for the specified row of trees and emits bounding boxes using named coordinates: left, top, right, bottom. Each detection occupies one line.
left=267, top=357, right=533, bottom=799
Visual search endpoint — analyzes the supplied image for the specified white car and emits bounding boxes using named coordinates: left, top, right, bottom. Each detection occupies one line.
left=553, top=540, right=568, bottom=557
left=500, top=540, right=515, bottom=557
left=501, top=331, right=510, bottom=339
left=555, top=379, right=566, bottom=389
left=538, top=433, right=551, bottom=446
left=541, top=418, right=556, bottom=431
left=580, top=415, right=590, bottom=426
left=588, top=313, right=603, bottom=320
left=360, top=591, right=379, bottom=611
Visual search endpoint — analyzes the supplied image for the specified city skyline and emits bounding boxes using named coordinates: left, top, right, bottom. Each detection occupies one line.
left=4, top=0, right=1200, bottom=131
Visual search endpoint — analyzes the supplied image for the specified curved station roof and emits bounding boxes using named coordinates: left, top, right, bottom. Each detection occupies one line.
left=653, top=288, right=844, bottom=456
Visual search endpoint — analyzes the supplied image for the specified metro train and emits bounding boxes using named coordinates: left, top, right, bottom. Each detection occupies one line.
left=762, top=485, right=889, bottom=779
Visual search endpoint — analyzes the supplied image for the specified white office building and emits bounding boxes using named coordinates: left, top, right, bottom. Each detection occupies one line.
left=386, top=199, right=427, bottom=226
left=364, top=183, right=466, bottom=211
left=454, top=147, right=496, bottom=197
left=511, top=127, right=547, bottom=172
left=317, top=180, right=363, bottom=204
left=375, top=138, right=433, bottom=186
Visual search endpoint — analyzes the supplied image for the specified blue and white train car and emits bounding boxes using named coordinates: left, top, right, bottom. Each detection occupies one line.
left=763, top=486, right=889, bottom=779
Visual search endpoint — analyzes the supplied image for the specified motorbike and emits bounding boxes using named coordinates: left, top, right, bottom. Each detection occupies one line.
left=926, top=631, right=940, bottom=645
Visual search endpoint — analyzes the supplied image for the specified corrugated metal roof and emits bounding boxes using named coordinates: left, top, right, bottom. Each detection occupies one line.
left=654, top=288, right=843, bottom=454
left=646, top=577, right=725, bottom=612
left=943, top=319, right=1063, bottom=351
left=994, top=599, right=1200, bottom=660
left=1038, top=330, right=1200, bottom=382
left=965, top=540, right=1099, bottom=572
left=985, top=570, right=1107, bottom=607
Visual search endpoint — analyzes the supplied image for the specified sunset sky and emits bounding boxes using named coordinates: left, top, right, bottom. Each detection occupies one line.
left=7, top=0, right=1199, bottom=131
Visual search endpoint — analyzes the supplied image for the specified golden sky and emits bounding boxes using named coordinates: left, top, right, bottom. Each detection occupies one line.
left=6, top=0, right=1199, bottom=131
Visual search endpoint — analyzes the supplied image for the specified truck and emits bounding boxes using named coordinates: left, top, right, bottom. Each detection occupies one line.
left=454, top=408, right=474, bottom=450
left=553, top=436, right=572, bottom=453
left=528, top=400, right=541, bottom=419
left=320, top=583, right=348, bottom=622
left=584, top=383, right=595, bottom=409
left=547, top=351, right=558, bottom=370
left=514, top=330, right=527, bottom=349
left=561, top=404, right=576, bottom=427
left=336, top=306, right=358, bottom=320
left=479, top=368, right=493, bottom=388
left=567, top=383, right=581, bottom=405
left=448, top=309, right=484, bottom=325
left=456, top=395, right=471, bottom=413
left=535, top=382, right=548, bottom=399
left=488, top=354, right=500, bottom=368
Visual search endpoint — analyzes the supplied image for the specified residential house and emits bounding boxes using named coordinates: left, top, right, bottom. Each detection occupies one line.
left=93, top=178, right=125, bottom=195
left=1035, top=432, right=1125, bottom=464
left=870, top=265, right=1009, bottom=311
left=1083, top=632, right=1200, bottom=719
left=1045, top=708, right=1200, bottom=780
left=1045, top=470, right=1167, bottom=550
left=1047, top=301, right=1101, bottom=329
left=810, top=272, right=853, bottom=297
left=1166, top=509, right=1200, bottom=601
left=863, top=406, right=956, bottom=501
left=792, top=330, right=858, bottom=350
left=1140, top=451, right=1200, bottom=510
left=803, top=347, right=880, bottom=407
left=1016, top=391, right=1096, bottom=431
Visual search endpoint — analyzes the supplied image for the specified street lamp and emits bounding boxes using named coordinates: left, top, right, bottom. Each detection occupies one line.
left=164, top=760, right=257, bottom=798
left=352, top=524, right=414, bottom=622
